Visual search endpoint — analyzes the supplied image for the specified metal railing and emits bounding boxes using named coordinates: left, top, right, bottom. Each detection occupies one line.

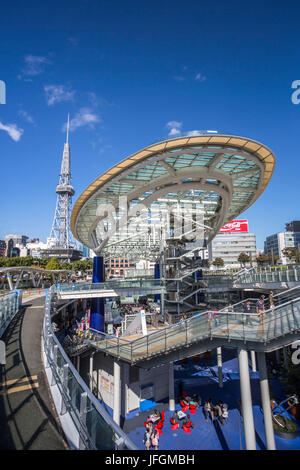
left=54, top=278, right=164, bottom=292
left=234, top=266, right=300, bottom=284
left=77, top=286, right=300, bottom=364
left=0, top=290, right=22, bottom=337
left=42, top=286, right=137, bottom=450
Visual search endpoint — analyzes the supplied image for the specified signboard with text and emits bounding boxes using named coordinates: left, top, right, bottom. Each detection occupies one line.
left=219, top=220, right=249, bottom=233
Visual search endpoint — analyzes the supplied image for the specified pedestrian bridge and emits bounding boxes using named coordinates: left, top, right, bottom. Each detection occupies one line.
left=0, top=266, right=73, bottom=291
left=54, top=279, right=165, bottom=299
left=75, top=286, right=300, bottom=368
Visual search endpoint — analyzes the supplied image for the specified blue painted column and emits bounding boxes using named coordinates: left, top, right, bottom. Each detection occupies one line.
left=154, top=263, right=160, bottom=303
left=90, top=256, right=105, bottom=332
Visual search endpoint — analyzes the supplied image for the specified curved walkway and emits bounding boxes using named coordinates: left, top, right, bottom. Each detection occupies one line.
left=0, top=296, right=67, bottom=450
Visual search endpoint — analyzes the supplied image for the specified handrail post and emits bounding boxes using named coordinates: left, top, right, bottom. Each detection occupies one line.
left=227, top=313, right=229, bottom=340
left=185, top=320, right=188, bottom=344
left=165, top=328, right=167, bottom=352
left=291, top=300, right=296, bottom=332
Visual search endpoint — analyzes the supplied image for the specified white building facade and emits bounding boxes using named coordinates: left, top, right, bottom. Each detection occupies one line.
left=208, top=220, right=257, bottom=268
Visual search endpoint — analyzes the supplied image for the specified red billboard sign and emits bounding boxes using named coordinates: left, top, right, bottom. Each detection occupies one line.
left=219, top=220, right=248, bottom=233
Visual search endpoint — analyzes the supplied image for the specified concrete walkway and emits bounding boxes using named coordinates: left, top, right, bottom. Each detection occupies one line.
left=0, top=297, right=67, bottom=450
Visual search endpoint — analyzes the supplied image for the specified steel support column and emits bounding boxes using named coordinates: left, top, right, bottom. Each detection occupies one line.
left=257, top=352, right=276, bottom=450
left=217, top=347, right=223, bottom=388
left=90, top=256, right=105, bottom=332
left=169, top=362, right=175, bottom=411
left=250, top=350, right=257, bottom=372
left=238, top=348, right=256, bottom=450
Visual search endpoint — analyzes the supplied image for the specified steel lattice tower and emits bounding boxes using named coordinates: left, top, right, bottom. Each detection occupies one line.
left=49, top=115, right=75, bottom=248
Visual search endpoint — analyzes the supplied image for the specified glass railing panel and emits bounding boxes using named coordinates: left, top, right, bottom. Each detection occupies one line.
left=226, top=312, right=245, bottom=341
left=187, top=314, right=209, bottom=344
left=131, top=335, right=150, bottom=360
left=67, top=371, right=82, bottom=414
left=56, top=348, right=65, bottom=382
left=293, top=301, right=300, bottom=330
left=86, top=400, right=115, bottom=450
left=165, top=322, right=188, bottom=351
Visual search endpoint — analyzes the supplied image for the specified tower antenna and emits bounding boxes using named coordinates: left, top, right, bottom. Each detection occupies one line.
left=66, top=113, right=70, bottom=144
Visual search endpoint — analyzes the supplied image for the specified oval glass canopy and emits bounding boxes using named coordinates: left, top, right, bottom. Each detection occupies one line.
left=71, top=133, right=275, bottom=260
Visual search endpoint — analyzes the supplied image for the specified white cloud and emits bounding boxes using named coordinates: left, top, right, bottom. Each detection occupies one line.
left=0, top=121, right=23, bottom=141
left=18, top=110, right=34, bottom=124
left=63, top=108, right=101, bottom=132
left=68, top=37, right=79, bottom=46
left=166, top=120, right=182, bottom=136
left=195, top=72, right=207, bottom=82
left=22, top=55, right=51, bottom=76
left=44, top=85, right=75, bottom=106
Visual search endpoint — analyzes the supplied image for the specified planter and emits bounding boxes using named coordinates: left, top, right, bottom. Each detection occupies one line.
left=274, top=428, right=299, bottom=440
left=273, top=415, right=299, bottom=440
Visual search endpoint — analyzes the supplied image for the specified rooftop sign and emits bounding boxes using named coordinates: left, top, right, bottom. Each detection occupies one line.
left=219, top=219, right=249, bottom=233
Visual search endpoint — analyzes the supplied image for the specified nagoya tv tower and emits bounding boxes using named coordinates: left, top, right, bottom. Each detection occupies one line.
left=48, top=115, right=81, bottom=262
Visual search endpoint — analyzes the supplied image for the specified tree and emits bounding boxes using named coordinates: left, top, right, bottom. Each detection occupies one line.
left=238, top=252, right=250, bottom=267
left=46, top=258, right=60, bottom=270
left=61, top=262, right=72, bottom=270
left=256, top=253, right=269, bottom=266
left=73, top=260, right=93, bottom=272
left=282, top=247, right=298, bottom=263
left=212, top=257, right=224, bottom=268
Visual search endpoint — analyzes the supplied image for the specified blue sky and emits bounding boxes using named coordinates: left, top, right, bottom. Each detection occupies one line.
left=0, top=0, right=300, bottom=250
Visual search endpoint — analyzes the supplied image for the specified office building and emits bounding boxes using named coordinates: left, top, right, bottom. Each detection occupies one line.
left=208, top=220, right=257, bottom=268
left=264, top=228, right=300, bottom=264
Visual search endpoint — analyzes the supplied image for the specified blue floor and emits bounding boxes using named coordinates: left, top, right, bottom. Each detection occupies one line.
left=123, top=350, right=300, bottom=450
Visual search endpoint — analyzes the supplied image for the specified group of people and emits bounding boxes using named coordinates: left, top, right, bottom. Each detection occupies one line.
left=203, top=398, right=228, bottom=425
left=144, top=409, right=163, bottom=450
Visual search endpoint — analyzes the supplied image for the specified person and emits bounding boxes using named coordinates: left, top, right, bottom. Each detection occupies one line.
left=153, top=409, right=162, bottom=420
left=143, top=426, right=152, bottom=450
left=243, top=299, right=252, bottom=325
left=269, top=291, right=275, bottom=310
left=228, top=303, right=234, bottom=313
left=215, top=402, right=224, bottom=425
left=220, top=401, right=229, bottom=421
left=151, top=429, right=159, bottom=450
left=256, top=296, right=265, bottom=320
left=192, top=394, right=202, bottom=407
left=152, top=308, right=159, bottom=328
left=204, top=399, right=214, bottom=421
left=203, top=401, right=210, bottom=421
left=214, top=308, right=220, bottom=327
left=182, top=414, right=194, bottom=429
left=207, top=307, right=214, bottom=323
left=181, top=396, right=190, bottom=407
left=171, top=410, right=180, bottom=424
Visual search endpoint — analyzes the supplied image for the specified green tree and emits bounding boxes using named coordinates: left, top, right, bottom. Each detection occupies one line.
left=73, top=260, right=93, bottom=272
left=256, top=253, right=269, bottom=266
left=212, top=257, right=224, bottom=267
left=46, top=258, right=60, bottom=270
left=282, top=247, right=298, bottom=263
left=61, top=262, right=72, bottom=270
left=238, top=252, right=250, bottom=267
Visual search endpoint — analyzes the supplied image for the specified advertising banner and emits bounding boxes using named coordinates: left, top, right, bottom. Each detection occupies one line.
left=219, top=220, right=248, bottom=233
